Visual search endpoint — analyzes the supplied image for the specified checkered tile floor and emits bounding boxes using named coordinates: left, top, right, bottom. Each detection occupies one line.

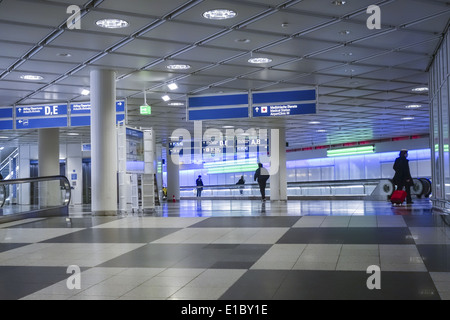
left=1, top=199, right=449, bottom=300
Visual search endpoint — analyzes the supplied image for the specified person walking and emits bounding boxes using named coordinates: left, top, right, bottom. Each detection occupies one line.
left=393, top=149, right=414, bottom=204
left=196, top=175, right=204, bottom=197
left=254, top=163, right=270, bottom=201
left=236, top=175, right=245, bottom=195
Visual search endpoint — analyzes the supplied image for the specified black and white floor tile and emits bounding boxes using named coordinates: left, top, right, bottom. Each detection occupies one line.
left=0, top=199, right=449, bottom=300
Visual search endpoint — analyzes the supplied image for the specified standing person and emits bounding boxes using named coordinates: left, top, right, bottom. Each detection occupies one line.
left=393, top=149, right=414, bottom=204
left=254, top=163, right=270, bottom=201
left=196, top=175, right=204, bottom=197
left=236, top=175, right=245, bottom=195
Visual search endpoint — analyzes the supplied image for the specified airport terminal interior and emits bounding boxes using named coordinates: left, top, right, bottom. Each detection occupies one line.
left=0, top=0, right=449, bottom=301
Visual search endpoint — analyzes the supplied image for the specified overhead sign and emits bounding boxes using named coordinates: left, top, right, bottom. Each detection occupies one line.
left=253, top=103, right=316, bottom=117
left=15, top=104, right=68, bottom=129
left=70, top=100, right=126, bottom=127
left=16, top=104, right=67, bottom=118
left=252, top=89, right=316, bottom=118
left=0, top=107, right=13, bottom=130
left=187, top=88, right=316, bottom=121
left=188, top=93, right=249, bottom=121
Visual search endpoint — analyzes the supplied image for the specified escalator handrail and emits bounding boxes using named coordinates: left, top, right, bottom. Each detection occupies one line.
left=0, top=175, right=71, bottom=208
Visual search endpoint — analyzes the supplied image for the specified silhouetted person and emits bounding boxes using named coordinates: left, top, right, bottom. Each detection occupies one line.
left=236, top=175, right=245, bottom=195
left=254, top=163, right=269, bottom=201
left=393, top=149, right=413, bottom=204
left=196, top=175, right=203, bottom=197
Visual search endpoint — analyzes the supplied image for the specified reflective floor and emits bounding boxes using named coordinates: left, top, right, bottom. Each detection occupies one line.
left=1, top=198, right=450, bottom=300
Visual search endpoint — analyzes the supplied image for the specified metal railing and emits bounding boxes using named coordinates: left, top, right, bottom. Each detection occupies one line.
left=0, top=175, right=71, bottom=223
left=179, top=178, right=432, bottom=200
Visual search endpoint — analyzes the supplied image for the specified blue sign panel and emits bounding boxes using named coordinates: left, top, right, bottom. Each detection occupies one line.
left=16, top=117, right=68, bottom=129
left=116, top=101, right=125, bottom=112
left=189, top=107, right=248, bottom=121
left=252, top=89, right=316, bottom=118
left=252, top=89, right=316, bottom=104
left=70, top=103, right=91, bottom=115
left=0, top=108, right=13, bottom=118
left=16, top=104, right=67, bottom=118
left=71, top=116, right=90, bottom=127
left=189, top=93, right=248, bottom=108
left=253, top=103, right=316, bottom=117
left=70, top=101, right=125, bottom=114
left=188, top=93, right=249, bottom=121
left=0, top=120, right=13, bottom=130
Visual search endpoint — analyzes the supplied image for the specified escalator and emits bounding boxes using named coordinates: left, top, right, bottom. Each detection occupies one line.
left=0, top=175, right=71, bottom=223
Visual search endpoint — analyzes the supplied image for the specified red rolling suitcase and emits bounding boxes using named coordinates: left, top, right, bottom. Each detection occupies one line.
left=391, top=190, right=407, bottom=205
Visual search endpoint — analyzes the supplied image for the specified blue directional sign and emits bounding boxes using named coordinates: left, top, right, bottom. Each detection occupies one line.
left=252, top=89, right=316, bottom=118
left=15, top=104, right=68, bottom=130
left=188, top=93, right=249, bottom=120
left=70, top=100, right=126, bottom=127
left=16, top=117, right=68, bottom=129
left=253, top=103, right=316, bottom=117
left=0, top=107, right=13, bottom=130
left=16, top=104, right=67, bottom=118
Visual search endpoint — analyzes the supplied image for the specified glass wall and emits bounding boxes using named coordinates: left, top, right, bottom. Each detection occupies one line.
left=167, top=148, right=431, bottom=187
left=430, top=29, right=450, bottom=211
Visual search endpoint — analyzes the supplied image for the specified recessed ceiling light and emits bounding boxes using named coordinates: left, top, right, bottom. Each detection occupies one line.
left=203, top=9, right=237, bottom=20
left=309, top=121, right=321, bottom=124
left=401, top=116, right=415, bottom=121
left=162, top=95, right=171, bottom=102
left=235, top=38, right=251, bottom=43
left=316, top=129, right=327, bottom=133
left=339, top=30, right=351, bottom=35
left=20, top=74, right=43, bottom=81
left=96, top=18, right=129, bottom=29
left=57, top=53, right=72, bottom=57
left=332, top=0, right=346, bottom=5
left=168, top=83, right=178, bottom=90
left=405, top=104, right=422, bottom=109
left=67, top=132, right=79, bottom=136
left=169, top=102, right=184, bottom=106
left=81, top=89, right=90, bottom=96
left=412, top=87, right=429, bottom=92
left=0, top=136, right=8, bottom=139
left=166, top=64, right=191, bottom=70
left=248, top=57, right=272, bottom=64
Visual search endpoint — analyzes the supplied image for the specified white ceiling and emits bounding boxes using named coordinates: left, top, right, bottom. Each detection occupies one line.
left=0, top=0, right=448, bottom=150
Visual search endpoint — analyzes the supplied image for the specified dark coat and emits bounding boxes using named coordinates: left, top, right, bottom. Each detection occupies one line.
left=393, top=156, right=412, bottom=186
left=196, top=178, right=203, bottom=190
left=254, top=167, right=269, bottom=183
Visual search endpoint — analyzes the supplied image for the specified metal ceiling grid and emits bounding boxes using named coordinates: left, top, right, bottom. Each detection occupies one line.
left=0, top=0, right=447, bottom=149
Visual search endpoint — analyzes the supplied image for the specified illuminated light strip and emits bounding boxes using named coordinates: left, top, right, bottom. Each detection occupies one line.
left=203, top=158, right=258, bottom=168
left=327, top=146, right=374, bottom=157
left=207, top=164, right=258, bottom=174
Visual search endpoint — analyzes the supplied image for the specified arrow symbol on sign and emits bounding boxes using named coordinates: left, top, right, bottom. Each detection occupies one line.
left=255, top=107, right=259, bottom=113
left=18, top=108, right=22, bottom=113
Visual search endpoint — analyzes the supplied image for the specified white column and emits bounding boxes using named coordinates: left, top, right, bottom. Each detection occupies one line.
left=270, top=127, right=287, bottom=201
left=66, top=143, right=83, bottom=205
left=90, top=69, right=117, bottom=215
left=18, top=145, right=31, bottom=205
left=38, top=128, right=60, bottom=206
left=166, top=145, right=180, bottom=201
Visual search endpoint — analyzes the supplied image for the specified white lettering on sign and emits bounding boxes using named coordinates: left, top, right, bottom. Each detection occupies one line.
left=45, top=105, right=59, bottom=116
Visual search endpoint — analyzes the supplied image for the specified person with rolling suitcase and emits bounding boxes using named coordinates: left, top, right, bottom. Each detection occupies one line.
left=392, top=149, right=413, bottom=205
